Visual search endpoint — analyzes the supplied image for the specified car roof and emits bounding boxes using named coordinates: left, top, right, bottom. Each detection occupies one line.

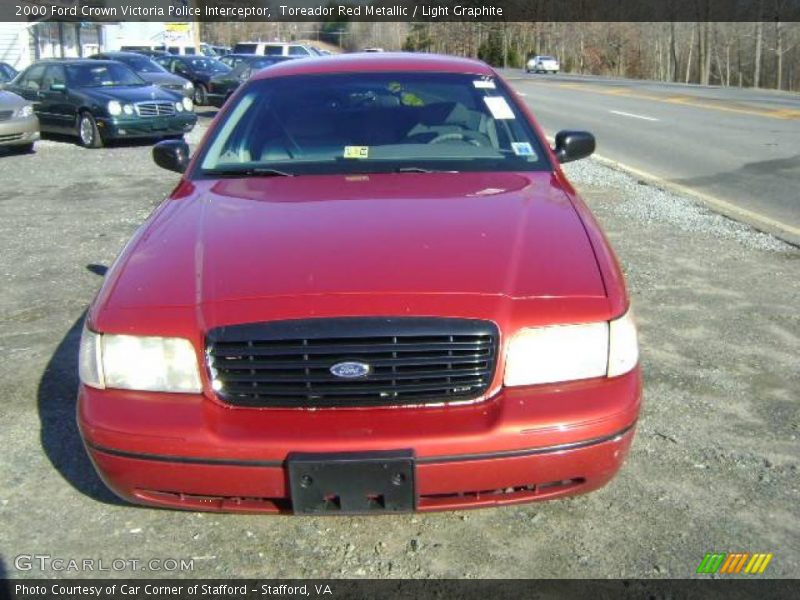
left=30, top=59, right=118, bottom=67
left=95, top=52, right=146, bottom=58
left=251, top=52, right=492, bottom=80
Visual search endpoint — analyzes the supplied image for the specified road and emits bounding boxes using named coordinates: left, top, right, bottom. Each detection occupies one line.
left=504, top=71, right=800, bottom=245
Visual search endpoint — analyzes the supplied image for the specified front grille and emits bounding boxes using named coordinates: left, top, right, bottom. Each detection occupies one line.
left=207, top=318, right=498, bottom=408
left=0, top=133, right=23, bottom=142
left=0, top=110, right=13, bottom=121
left=134, top=101, right=176, bottom=117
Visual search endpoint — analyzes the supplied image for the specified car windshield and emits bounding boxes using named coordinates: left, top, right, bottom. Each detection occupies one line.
left=185, top=58, right=229, bottom=73
left=196, top=72, right=550, bottom=177
left=66, top=63, right=146, bottom=87
left=118, top=55, right=166, bottom=74
left=540, top=56, right=556, bottom=61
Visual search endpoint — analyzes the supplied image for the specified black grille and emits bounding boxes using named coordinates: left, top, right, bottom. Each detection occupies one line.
left=206, top=318, right=498, bottom=408
left=0, top=110, right=13, bottom=121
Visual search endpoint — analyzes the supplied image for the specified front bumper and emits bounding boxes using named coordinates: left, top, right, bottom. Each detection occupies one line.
left=0, top=115, right=40, bottom=146
left=78, top=367, right=641, bottom=513
left=98, top=113, right=197, bottom=139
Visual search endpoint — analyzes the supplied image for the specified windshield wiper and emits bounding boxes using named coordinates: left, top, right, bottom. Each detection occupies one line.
left=202, top=167, right=294, bottom=178
left=394, top=167, right=459, bottom=174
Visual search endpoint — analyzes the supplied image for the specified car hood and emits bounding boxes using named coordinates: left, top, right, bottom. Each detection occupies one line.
left=99, top=172, right=606, bottom=322
left=0, top=90, right=27, bottom=109
left=80, top=84, right=180, bottom=102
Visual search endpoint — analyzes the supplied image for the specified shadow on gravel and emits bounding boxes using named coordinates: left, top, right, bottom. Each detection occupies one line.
left=40, top=132, right=185, bottom=149
left=37, top=264, right=123, bottom=506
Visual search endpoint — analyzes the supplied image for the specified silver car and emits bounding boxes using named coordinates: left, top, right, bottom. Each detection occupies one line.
left=0, top=90, right=39, bottom=153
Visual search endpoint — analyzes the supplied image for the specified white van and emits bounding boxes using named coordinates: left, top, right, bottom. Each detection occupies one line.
left=231, top=42, right=320, bottom=57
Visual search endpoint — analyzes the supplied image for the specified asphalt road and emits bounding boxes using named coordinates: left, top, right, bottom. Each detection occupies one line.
left=504, top=71, right=800, bottom=245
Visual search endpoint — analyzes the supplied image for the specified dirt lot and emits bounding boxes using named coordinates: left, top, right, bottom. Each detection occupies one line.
left=0, top=113, right=797, bottom=579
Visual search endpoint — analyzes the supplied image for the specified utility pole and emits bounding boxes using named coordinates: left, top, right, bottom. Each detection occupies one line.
left=191, top=0, right=201, bottom=51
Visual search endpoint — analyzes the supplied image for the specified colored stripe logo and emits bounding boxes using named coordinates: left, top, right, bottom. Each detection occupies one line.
left=697, top=553, right=773, bottom=574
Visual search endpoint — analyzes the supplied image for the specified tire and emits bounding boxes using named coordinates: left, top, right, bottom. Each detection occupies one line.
left=194, top=83, right=207, bottom=106
left=77, top=111, right=103, bottom=149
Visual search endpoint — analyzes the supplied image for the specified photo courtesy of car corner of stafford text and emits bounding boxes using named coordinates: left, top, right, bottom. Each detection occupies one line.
left=0, top=0, right=797, bottom=597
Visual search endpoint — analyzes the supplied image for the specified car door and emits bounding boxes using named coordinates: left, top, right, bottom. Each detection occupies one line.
left=38, top=64, right=73, bottom=132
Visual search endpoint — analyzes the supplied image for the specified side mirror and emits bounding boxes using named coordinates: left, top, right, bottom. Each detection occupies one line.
left=153, top=140, right=190, bottom=173
left=553, top=130, right=595, bottom=163
left=49, top=83, right=66, bottom=92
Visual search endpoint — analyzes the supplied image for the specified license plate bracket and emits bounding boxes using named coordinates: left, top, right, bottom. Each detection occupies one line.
left=288, top=450, right=415, bottom=515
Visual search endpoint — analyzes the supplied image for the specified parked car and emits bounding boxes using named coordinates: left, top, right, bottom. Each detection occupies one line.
left=6, top=59, right=196, bottom=148
left=0, top=62, right=18, bottom=84
left=526, top=55, right=560, bottom=74
left=78, top=53, right=639, bottom=514
left=122, top=48, right=171, bottom=60
left=218, top=54, right=247, bottom=70
left=231, top=41, right=319, bottom=57
left=90, top=52, right=194, bottom=98
left=210, top=45, right=231, bottom=57
left=153, top=55, right=231, bottom=106
left=207, top=55, right=296, bottom=107
left=121, top=43, right=215, bottom=56
left=0, top=90, right=39, bottom=153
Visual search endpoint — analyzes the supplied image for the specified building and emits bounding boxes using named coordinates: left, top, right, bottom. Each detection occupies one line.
left=0, top=22, right=107, bottom=70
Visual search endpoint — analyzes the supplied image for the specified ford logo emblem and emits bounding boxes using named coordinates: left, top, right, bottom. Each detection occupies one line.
left=330, top=361, right=370, bottom=379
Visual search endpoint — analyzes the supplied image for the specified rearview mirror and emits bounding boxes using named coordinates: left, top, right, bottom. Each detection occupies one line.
left=153, top=140, right=190, bottom=173
left=553, top=130, right=595, bottom=163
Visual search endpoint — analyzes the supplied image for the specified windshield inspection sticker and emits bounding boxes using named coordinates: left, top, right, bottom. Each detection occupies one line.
left=343, top=146, right=369, bottom=159
left=483, top=96, right=515, bottom=120
left=473, top=79, right=496, bottom=89
left=511, top=142, right=536, bottom=157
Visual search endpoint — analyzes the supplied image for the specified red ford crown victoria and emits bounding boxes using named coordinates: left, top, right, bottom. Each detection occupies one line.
left=78, top=54, right=641, bottom=514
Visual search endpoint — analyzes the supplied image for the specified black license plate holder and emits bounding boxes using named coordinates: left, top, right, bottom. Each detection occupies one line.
left=288, top=450, right=415, bottom=515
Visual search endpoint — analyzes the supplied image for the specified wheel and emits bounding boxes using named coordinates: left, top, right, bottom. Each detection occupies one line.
left=78, top=111, right=103, bottom=148
left=193, top=83, right=207, bottom=106
left=10, top=143, right=34, bottom=154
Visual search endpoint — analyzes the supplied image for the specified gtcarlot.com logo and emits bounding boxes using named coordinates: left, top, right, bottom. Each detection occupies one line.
left=696, top=552, right=773, bottom=574
left=14, top=554, right=194, bottom=573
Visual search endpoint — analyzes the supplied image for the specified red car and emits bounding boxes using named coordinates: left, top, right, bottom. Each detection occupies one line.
left=78, top=54, right=641, bottom=514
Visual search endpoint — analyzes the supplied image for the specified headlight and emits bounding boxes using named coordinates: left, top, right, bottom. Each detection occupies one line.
left=175, top=101, right=184, bottom=112
left=504, top=309, right=638, bottom=386
left=107, top=100, right=122, bottom=116
left=607, top=309, right=638, bottom=377
left=15, top=104, right=33, bottom=118
left=182, top=96, right=193, bottom=111
left=78, top=327, right=202, bottom=393
left=183, top=80, right=193, bottom=90
left=122, top=104, right=134, bottom=115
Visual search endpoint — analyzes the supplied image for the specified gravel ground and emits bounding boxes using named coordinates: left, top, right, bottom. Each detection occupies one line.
left=0, top=114, right=798, bottom=579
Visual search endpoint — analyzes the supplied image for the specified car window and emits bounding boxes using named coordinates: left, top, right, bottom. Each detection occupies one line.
left=119, top=55, right=166, bottom=74
left=196, top=72, right=550, bottom=177
left=186, top=58, right=230, bottom=73
left=264, top=46, right=283, bottom=56
left=288, top=46, right=309, bottom=56
left=42, top=65, right=67, bottom=89
left=233, top=43, right=258, bottom=54
left=65, top=63, right=146, bottom=87
left=18, top=64, right=47, bottom=91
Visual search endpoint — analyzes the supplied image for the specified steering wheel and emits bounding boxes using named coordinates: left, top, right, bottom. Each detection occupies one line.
left=429, top=132, right=485, bottom=147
